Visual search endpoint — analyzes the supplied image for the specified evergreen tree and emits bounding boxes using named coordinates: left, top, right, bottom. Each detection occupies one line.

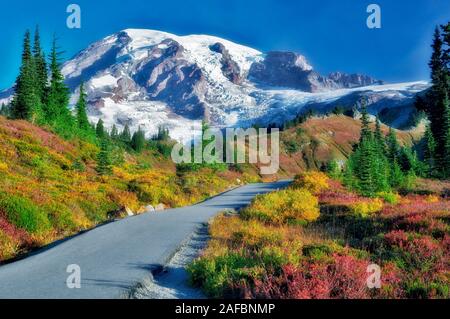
left=32, top=25, right=48, bottom=103
left=389, top=161, right=404, bottom=188
left=131, top=127, right=146, bottom=152
left=442, top=93, right=450, bottom=177
left=374, top=116, right=386, bottom=155
left=0, top=103, right=8, bottom=117
left=96, top=138, right=112, bottom=175
left=417, top=25, right=450, bottom=178
left=96, top=119, right=105, bottom=138
left=75, top=82, right=90, bottom=130
left=120, top=124, right=132, bottom=144
left=359, top=100, right=372, bottom=143
left=386, top=128, right=400, bottom=164
left=398, top=147, right=418, bottom=174
left=153, top=125, right=170, bottom=141
left=110, top=124, right=119, bottom=140
left=326, top=160, right=341, bottom=179
left=344, top=103, right=391, bottom=196
left=424, top=124, right=437, bottom=176
left=442, top=22, right=450, bottom=67
left=11, top=30, right=41, bottom=122
left=44, top=35, right=71, bottom=124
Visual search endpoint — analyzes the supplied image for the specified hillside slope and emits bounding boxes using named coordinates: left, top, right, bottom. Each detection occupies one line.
left=0, top=116, right=260, bottom=261
left=1, top=29, right=428, bottom=138
left=276, top=115, right=424, bottom=175
left=0, top=115, right=425, bottom=261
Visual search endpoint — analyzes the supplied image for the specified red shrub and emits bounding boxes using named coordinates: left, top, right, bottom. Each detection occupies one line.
left=250, top=254, right=370, bottom=299
left=0, top=214, right=33, bottom=245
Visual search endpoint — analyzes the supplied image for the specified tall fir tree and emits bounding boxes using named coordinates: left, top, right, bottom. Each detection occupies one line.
left=0, top=103, right=8, bottom=117
left=443, top=94, right=450, bottom=176
left=417, top=25, right=450, bottom=178
left=96, top=118, right=105, bottom=138
left=45, top=35, right=71, bottom=124
left=120, top=124, right=132, bottom=144
left=75, top=82, right=90, bottom=130
left=131, top=127, right=146, bottom=152
left=374, top=116, right=387, bottom=155
left=344, top=104, right=391, bottom=196
left=110, top=124, right=119, bottom=140
left=33, top=25, right=48, bottom=103
left=386, top=128, right=400, bottom=164
left=11, top=30, right=41, bottom=122
left=423, top=124, right=437, bottom=176
left=96, top=138, right=112, bottom=175
left=359, top=100, right=372, bottom=143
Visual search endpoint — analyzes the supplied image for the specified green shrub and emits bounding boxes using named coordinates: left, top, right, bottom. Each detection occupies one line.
left=188, top=252, right=259, bottom=298
left=377, top=192, right=400, bottom=204
left=0, top=192, right=50, bottom=233
left=43, top=202, right=76, bottom=232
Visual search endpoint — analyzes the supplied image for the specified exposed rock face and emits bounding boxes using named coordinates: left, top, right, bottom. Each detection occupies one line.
left=249, top=51, right=383, bottom=93
left=209, top=42, right=242, bottom=84
left=131, top=39, right=207, bottom=119
left=64, top=31, right=133, bottom=90
left=249, top=51, right=327, bottom=91
left=0, top=28, right=424, bottom=139
left=328, top=71, right=383, bottom=88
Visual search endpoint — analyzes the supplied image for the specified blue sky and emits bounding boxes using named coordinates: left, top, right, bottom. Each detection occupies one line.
left=0, top=0, right=449, bottom=89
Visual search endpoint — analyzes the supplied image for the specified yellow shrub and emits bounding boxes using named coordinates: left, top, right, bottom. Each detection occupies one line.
left=293, top=171, right=329, bottom=194
left=0, top=162, right=7, bottom=171
left=242, top=188, right=320, bottom=224
left=350, top=198, right=383, bottom=217
left=425, top=195, right=439, bottom=203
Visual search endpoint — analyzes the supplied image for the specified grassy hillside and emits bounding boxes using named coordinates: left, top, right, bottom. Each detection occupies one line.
left=188, top=172, right=450, bottom=299
left=0, top=116, right=261, bottom=261
left=0, top=114, right=427, bottom=262
left=276, top=115, right=423, bottom=175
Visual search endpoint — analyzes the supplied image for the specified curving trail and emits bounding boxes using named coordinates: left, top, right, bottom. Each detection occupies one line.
left=0, top=180, right=290, bottom=299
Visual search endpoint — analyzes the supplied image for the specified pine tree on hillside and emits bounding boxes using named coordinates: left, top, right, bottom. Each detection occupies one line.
left=96, top=138, right=112, bottom=175
left=75, top=82, right=90, bottom=130
left=110, top=124, right=119, bottom=140
left=44, top=35, right=71, bottom=124
left=443, top=97, right=450, bottom=176
left=344, top=104, right=391, bottom=196
left=442, top=22, right=450, bottom=67
left=131, top=127, right=146, bottom=152
left=0, top=103, right=9, bottom=117
left=33, top=26, right=48, bottom=103
left=386, top=128, right=400, bottom=164
left=120, top=124, right=132, bottom=144
left=417, top=25, right=450, bottom=178
left=374, top=116, right=388, bottom=158
left=96, top=118, right=105, bottom=138
left=11, top=30, right=41, bottom=122
left=424, top=124, right=437, bottom=176
left=359, top=100, right=372, bottom=143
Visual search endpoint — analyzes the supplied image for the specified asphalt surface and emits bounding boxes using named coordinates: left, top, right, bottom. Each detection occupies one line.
left=0, top=180, right=290, bottom=299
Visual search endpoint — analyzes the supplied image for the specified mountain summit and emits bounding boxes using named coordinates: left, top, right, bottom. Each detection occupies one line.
left=8, top=29, right=428, bottom=140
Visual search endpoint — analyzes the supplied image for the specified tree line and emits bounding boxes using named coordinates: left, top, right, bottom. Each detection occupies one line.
left=338, top=102, right=421, bottom=197
left=3, top=27, right=172, bottom=176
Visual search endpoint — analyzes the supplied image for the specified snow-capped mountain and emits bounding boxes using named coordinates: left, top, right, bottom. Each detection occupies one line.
left=3, top=29, right=430, bottom=140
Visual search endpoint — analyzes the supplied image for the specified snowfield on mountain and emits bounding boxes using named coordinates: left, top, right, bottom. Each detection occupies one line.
left=1, top=29, right=430, bottom=140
